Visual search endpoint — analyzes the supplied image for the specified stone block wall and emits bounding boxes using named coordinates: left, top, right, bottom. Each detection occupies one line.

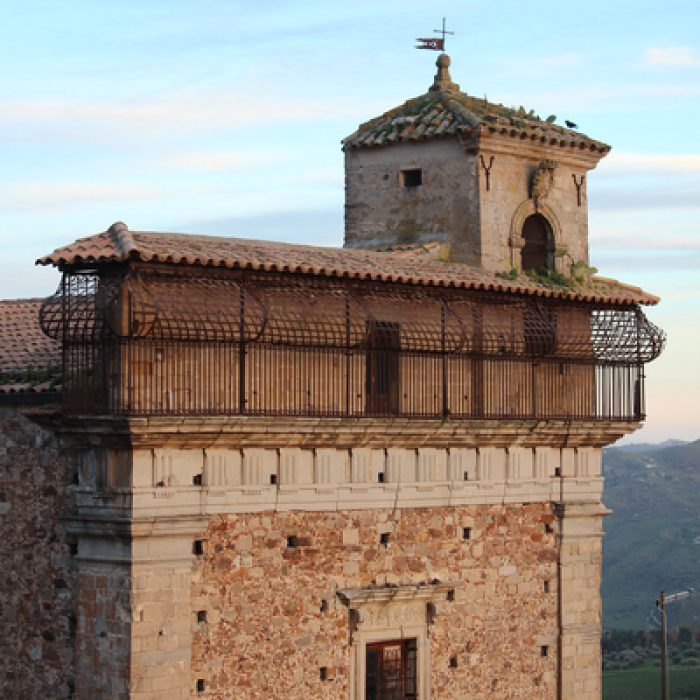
left=344, top=138, right=601, bottom=275
left=344, top=140, right=480, bottom=263
left=74, top=564, right=130, bottom=699
left=478, top=151, right=590, bottom=273
left=191, top=503, right=558, bottom=699
left=0, top=405, right=76, bottom=698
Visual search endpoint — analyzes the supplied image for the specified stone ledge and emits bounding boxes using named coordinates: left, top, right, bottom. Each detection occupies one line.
left=56, top=415, right=640, bottom=450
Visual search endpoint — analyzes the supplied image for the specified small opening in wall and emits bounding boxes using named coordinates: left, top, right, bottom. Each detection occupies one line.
left=192, top=473, right=203, bottom=486
left=196, top=679, right=206, bottom=692
left=450, top=656, right=458, bottom=669
left=377, top=472, right=385, bottom=483
left=463, top=471, right=469, bottom=481
left=270, top=474, right=277, bottom=485
left=320, top=599, right=329, bottom=613
left=193, top=540, right=205, bottom=556
left=197, top=610, right=207, bottom=623
left=544, top=580, right=550, bottom=593
left=400, top=168, right=422, bottom=188
left=545, top=523, right=554, bottom=534
left=319, top=667, right=328, bottom=681
left=69, top=542, right=78, bottom=557
left=446, top=589, right=455, bottom=602
left=462, top=527, right=472, bottom=540
left=554, top=467, right=561, bottom=477
left=541, top=646, right=549, bottom=657
left=380, top=533, right=390, bottom=547
left=287, top=535, right=299, bottom=548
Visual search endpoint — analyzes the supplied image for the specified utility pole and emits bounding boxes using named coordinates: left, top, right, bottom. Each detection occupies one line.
left=656, top=588, right=693, bottom=700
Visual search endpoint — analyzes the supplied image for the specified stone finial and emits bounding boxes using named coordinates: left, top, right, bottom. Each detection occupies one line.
left=429, top=54, right=460, bottom=93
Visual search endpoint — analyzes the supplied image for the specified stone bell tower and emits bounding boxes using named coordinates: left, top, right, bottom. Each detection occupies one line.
left=343, top=53, right=610, bottom=276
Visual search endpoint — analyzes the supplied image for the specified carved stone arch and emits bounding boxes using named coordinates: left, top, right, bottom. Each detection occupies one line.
left=509, top=200, right=564, bottom=269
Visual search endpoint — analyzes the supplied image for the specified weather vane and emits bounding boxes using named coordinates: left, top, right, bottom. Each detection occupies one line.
left=416, top=17, right=454, bottom=52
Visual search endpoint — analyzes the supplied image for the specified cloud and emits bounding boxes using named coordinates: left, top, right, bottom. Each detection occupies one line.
left=0, top=181, right=166, bottom=212
left=593, top=250, right=700, bottom=272
left=155, top=150, right=285, bottom=173
left=645, top=46, right=700, bottom=67
left=590, top=183, right=700, bottom=212
left=0, top=92, right=378, bottom=141
left=505, top=82, right=700, bottom=113
left=591, top=235, right=700, bottom=251
left=180, top=208, right=344, bottom=247
left=663, top=287, right=700, bottom=301
left=601, top=152, right=700, bottom=175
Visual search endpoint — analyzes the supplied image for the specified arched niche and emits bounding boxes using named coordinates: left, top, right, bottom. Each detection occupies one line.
left=509, top=200, right=564, bottom=271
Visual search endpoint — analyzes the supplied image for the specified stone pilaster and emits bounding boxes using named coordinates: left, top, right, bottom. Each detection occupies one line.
left=555, top=501, right=610, bottom=700
left=69, top=515, right=208, bottom=699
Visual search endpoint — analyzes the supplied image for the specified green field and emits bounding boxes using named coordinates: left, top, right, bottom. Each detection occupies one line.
left=603, top=660, right=700, bottom=699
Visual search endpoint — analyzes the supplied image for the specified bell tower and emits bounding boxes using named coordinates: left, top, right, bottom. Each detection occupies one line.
left=343, top=54, right=610, bottom=277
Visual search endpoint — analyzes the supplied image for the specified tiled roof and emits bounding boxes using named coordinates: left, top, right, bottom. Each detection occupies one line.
left=343, top=54, right=609, bottom=154
left=0, top=298, right=61, bottom=394
left=38, top=222, right=659, bottom=306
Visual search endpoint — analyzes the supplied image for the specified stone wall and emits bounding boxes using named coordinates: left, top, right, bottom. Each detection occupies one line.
left=344, top=140, right=480, bottom=265
left=74, top=563, right=130, bottom=699
left=343, top=136, right=602, bottom=276
left=0, top=404, right=75, bottom=698
left=478, top=150, right=591, bottom=273
left=191, top=503, right=558, bottom=699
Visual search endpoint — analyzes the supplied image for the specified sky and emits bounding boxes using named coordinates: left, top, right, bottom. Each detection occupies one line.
left=1, top=0, right=698, bottom=443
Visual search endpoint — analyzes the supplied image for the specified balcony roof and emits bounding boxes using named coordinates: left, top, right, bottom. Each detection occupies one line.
left=38, top=222, right=658, bottom=307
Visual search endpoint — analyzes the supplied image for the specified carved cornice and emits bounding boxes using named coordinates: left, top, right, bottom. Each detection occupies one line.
left=55, top=415, right=640, bottom=450
left=468, top=130, right=606, bottom=170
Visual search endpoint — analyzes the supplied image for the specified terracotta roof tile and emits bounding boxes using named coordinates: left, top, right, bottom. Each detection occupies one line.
left=342, top=56, right=609, bottom=154
left=0, top=298, right=61, bottom=394
left=0, top=299, right=60, bottom=374
left=38, top=223, right=658, bottom=306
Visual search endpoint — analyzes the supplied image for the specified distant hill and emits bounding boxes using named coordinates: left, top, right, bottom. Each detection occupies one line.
left=613, top=439, right=689, bottom=453
left=602, top=439, right=700, bottom=630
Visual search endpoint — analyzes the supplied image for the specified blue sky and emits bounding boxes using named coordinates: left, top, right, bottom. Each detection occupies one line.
left=1, top=0, right=698, bottom=442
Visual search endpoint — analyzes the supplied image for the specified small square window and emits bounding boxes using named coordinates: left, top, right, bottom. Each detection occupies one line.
left=196, top=678, right=206, bottom=692
left=400, top=168, right=422, bottom=188
left=197, top=610, right=207, bottom=623
left=462, top=527, right=471, bottom=540
left=541, top=645, right=549, bottom=657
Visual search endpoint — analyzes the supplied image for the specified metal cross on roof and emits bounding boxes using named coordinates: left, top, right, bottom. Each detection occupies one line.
left=415, top=17, right=454, bottom=52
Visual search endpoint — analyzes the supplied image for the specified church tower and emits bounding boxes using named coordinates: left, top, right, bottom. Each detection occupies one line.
left=344, top=53, right=609, bottom=277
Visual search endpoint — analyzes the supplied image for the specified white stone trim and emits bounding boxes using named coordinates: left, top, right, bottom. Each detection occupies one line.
left=77, top=445, right=605, bottom=517
left=338, top=584, right=453, bottom=700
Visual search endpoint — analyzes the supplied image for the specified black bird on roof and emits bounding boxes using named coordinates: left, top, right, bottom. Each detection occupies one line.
left=565, top=119, right=578, bottom=129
